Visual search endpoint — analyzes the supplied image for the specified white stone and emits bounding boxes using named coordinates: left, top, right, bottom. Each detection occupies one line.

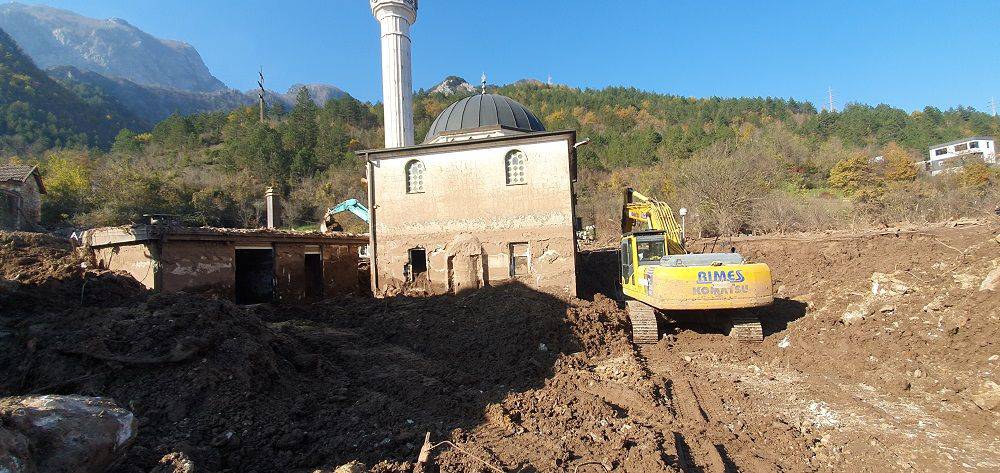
left=952, top=273, right=978, bottom=290
left=871, top=272, right=911, bottom=296
left=971, top=380, right=1000, bottom=411
left=980, top=266, right=1000, bottom=292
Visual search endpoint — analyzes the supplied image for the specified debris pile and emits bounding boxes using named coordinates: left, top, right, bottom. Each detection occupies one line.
left=0, top=231, right=144, bottom=312
left=0, top=231, right=646, bottom=471
left=2, top=223, right=998, bottom=471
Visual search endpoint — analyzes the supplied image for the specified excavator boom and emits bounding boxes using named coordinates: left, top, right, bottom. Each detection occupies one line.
left=621, top=188, right=685, bottom=254
left=320, top=198, right=370, bottom=233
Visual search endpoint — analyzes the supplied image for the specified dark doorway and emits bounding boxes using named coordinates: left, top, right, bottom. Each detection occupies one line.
left=305, top=253, right=323, bottom=300
left=235, top=249, right=274, bottom=304
left=408, top=248, right=427, bottom=280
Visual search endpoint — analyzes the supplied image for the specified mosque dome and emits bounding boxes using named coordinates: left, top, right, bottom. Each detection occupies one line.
left=423, top=93, right=545, bottom=143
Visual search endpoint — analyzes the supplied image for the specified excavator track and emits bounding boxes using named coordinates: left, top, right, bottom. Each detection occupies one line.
left=626, top=300, right=659, bottom=344
left=727, top=313, right=764, bottom=342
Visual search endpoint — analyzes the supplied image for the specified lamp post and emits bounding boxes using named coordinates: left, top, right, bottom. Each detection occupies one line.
left=678, top=207, right=687, bottom=248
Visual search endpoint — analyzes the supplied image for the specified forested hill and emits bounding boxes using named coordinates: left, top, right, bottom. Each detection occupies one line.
left=414, top=82, right=1000, bottom=170
left=0, top=28, right=141, bottom=152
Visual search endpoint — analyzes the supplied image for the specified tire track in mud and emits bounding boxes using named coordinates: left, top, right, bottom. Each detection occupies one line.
left=643, top=348, right=784, bottom=473
left=667, top=376, right=728, bottom=472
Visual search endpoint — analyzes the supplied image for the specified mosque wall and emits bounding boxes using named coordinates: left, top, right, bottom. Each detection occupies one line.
left=366, top=132, right=579, bottom=297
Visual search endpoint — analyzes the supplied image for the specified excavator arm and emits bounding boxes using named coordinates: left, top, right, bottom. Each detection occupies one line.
left=621, top=188, right=685, bottom=254
left=320, top=198, right=370, bottom=232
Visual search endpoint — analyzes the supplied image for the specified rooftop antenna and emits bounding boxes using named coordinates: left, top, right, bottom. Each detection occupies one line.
left=827, top=86, right=836, bottom=113
left=257, top=67, right=266, bottom=123
left=481, top=72, right=487, bottom=95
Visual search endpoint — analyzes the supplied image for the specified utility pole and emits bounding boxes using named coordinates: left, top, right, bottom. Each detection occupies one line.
left=257, top=68, right=265, bottom=123
left=827, top=86, right=836, bottom=113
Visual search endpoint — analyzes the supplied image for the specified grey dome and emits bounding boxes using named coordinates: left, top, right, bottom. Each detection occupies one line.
left=423, top=93, right=545, bottom=143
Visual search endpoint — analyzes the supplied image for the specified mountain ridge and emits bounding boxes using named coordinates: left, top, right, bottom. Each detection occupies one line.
left=0, top=26, right=141, bottom=151
left=0, top=2, right=226, bottom=92
left=47, top=65, right=252, bottom=124
left=428, top=76, right=475, bottom=95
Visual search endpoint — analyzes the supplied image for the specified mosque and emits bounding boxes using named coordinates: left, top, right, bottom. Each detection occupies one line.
left=362, top=0, right=580, bottom=296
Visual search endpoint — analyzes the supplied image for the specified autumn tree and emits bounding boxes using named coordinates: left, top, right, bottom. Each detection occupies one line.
left=40, top=151, right=92, bottom=224
left=829, top=152, right=882, bottom=195
left=958, top=162, right=994, bottom=189
left=880, top=142, right=917, bottom=182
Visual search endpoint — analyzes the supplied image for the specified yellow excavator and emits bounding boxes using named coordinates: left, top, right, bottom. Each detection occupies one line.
left=620, top=188, right=774, bottom=343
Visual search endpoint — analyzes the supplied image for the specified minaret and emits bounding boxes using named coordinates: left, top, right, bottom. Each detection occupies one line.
left=371, top=0, right=417, bottom=148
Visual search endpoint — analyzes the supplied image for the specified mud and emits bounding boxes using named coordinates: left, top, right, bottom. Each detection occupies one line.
left=1, top=223, right=999, bottom=472
left=0, top=232, right=144, bottom=312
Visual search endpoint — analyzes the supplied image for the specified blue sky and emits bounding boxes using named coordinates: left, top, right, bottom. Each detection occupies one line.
left=16, top=0, right=1000, bottom=112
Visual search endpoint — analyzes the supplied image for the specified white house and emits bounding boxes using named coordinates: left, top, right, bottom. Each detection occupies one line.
left=924, top=136, right=996, bottom=175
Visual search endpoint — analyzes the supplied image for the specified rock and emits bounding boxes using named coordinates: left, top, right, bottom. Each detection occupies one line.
left=0, top=395, right=136, bottom=473
left=989, top=355, right=999, bottom=362
left=879, top=304, right=896, bottom=314
left=841, top=306, right=870, bottom=325
left=871, top=273, right=912, bottom=296
left=332, top=461, right=367, bottom=473
left=953, top=273, right=978, bottom=290
left=980, top=266, right=1000, bottom=292
left=210, top=430, right=235, bottom=447
left=971, top=380, right=1000, bottom=411
left=922, top=296, right=946, bottom=312
left=912, top=369, right=925, bottom=379
left=777, top=336, right=791, bottom=349
left=150, top=452, right=196, bottom=473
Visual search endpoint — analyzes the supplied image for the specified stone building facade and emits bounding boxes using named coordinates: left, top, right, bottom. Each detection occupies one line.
left=0, top=164, right=45, bottom=231
left=359, top=95, right=579, bottom=297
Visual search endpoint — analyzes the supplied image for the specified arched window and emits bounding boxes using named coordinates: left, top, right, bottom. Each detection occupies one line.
left=505, top=150, right=526, bottom=185
left=405, top=160, right=425, bottom=194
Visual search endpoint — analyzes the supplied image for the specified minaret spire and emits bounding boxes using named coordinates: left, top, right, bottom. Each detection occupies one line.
left=371, top=0, right=418, bottom=148
left=481, top=72, right=487, bottom=95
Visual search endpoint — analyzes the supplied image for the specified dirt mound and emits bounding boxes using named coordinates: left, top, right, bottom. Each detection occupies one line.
left=0, top=257, right=640, bottom=473
left=5, top=224, right=996, bottom=471
left=0, top=231, right=144, bottom=312
left=644, top=222, right=1000, bottom=471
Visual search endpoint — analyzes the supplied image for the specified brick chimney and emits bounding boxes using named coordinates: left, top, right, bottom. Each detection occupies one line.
left=265, top=186, right=281, bottom=229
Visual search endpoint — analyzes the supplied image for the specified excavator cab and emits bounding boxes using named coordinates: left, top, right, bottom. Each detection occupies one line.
left=619, top=188, right=773, bottom=343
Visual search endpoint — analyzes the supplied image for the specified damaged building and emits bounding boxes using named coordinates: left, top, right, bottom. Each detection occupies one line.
left=365, top=0, right=579, bottom=297
left=83, top=225, right=367, bottom=303
left=0, top=164, right=45, bottom=231
left=359, top=95, right=580, bottom=297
